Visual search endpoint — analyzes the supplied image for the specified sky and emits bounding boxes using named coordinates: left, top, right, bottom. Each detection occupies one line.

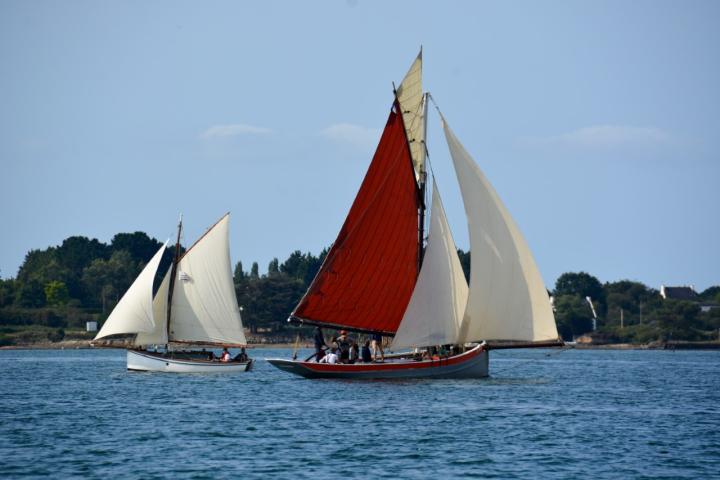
left=1, top=0, right=718, bottom=291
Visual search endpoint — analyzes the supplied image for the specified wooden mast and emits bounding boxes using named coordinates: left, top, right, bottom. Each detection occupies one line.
left=165, top=214, right=182, bottom=345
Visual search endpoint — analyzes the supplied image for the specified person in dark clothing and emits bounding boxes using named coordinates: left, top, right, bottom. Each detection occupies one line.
left=313, top=327, right=327, bottom=362
left=233, top=347, right=249, bottom=362
left=361, top=340, right=372, bottom=363
left=337, top=330, right=350, bottom=363
left=348, top=339, right=359, bottom=364
left=372, top=332, right=384, bottom=362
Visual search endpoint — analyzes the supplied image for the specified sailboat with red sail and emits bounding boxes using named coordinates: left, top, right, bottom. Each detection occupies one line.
left=267, top=51, right=561, bottom=379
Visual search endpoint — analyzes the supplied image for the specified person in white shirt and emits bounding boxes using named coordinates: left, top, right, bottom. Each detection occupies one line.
left=319, top=348, right=338, bottom=364
left=220, top=347, right=231, bottom=362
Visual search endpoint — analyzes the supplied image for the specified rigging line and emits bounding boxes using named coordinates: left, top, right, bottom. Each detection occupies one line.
left=427, top=93, right=447, bottom=127
left=491, top=345, right=575, bottom=377
left=403, top=100, right=424, bottom=133
left=292, top=333, right=301, bottom=360
left=425, top=147, right=437, bottom=181
left=423, top=155, right=438, bottom=240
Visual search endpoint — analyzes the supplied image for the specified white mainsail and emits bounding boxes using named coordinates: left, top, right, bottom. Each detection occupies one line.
left=94, top=242, right=168, bottom=341
left=442, top=118, right=559, bottom=342
left=134, top=268, right=170, bottom=346
left=391, top=181, right=469, bottom=351
left=396, top=49, right=426, bottom=179
left=169, top=214, right=247, bottom=345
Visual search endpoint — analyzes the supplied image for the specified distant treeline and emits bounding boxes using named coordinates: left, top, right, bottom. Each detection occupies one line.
left=549, top=272, right=719, bottom=343
left=0, top=232, right=718, bottom=346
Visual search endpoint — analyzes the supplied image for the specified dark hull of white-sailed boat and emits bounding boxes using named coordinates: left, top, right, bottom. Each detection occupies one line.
left=267, top=344, right=488, bottom=379
left=127, top=350, right=253, bottom=373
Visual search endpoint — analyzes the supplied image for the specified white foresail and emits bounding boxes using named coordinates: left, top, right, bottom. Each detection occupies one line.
left=94, top=242, right=168, bottom=341
left=169, top=214, right=247, bottom=345
left=134, top=268, right=170, bottom=346
left=391, top=181, right=469, bottom=351
left=396, top=49, right=426, bottom=179
left=442, top=118, right=559, bottom=342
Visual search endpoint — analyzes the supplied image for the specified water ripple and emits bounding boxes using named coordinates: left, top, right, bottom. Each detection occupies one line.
left=0, top=348, right=719, bottom=478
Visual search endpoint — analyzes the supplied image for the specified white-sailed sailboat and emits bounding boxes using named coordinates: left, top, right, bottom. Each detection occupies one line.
left=94, top=213, right=252, bottom=373
left=268, top=51, right=561, bottom=379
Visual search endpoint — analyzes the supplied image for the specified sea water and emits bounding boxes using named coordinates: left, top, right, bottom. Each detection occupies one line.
left=1, top=348, right=718, bottom=479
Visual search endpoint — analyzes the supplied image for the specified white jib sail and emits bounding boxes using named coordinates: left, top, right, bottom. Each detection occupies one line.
left=134, top=268, right=170, bottom=346
left=442, top=118, right=559, bottom=342
left=396, top=49, right=426, bottom=179
left=94, top=242, right=168, bottom=341
left=391, top=181, right=469, bottom=351
left=169, top=214, right=247, bottom=345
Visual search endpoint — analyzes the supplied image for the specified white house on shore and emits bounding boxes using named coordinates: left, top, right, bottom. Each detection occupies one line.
left=660, top=285, right=697, bottom=300
left=660, top=285, right=719, bottom=312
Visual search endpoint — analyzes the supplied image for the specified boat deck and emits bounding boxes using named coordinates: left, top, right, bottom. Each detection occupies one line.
left=267, top=344, right=488, bottom=379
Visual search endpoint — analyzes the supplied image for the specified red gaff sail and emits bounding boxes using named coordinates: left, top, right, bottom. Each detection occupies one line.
left=292, top=100, right=420, bottom=334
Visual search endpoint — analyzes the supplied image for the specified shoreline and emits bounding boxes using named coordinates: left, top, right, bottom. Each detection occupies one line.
left=3, top=340, right=719, bottom=351
left=0, top=340, right=309, bottom=350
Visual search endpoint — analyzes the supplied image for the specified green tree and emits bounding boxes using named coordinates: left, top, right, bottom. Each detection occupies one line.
left=555, top=272, right=604, bottom=301
left=110, top=232, right=162, bottom=265
left=280, top=251, right=307, bottom=281
left=699, top=286, right=720, bottom=301
left=700, top=307, right=720, bottom=333
left=250, top=262, right=259, bottom=279
left=280, top=249, right=327, bottom=286
left=268, top=258, right=280, bottom=276
left=56, top=236, right=109, bottom=273
left=649, top=300, right=702, bottom=340
left=304, top=248, right=328, bottom=286
left=457, top=249, right=470, bottom=282
left=603, top=280, right=656, bottom=327
left=15, top=279, right=46, bottom=308
left=554, top=294, right=594, bottom=340
left=82, top=250, right=138, bottom=311
left=16, top=237, right=109, bottom=304
left=16, top=250, right=78, bottom=299
left=233, top=261, right=245, bottom=284
left=44, top=281, right=70, bottom=306
left=0, top=279, right=16, bottom=308
left=236, top=273, right=305, bottom=334
left=16, top=248, right=59, bottom=283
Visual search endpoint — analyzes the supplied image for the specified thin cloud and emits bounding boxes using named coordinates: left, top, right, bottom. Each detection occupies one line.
left=200, top=124, right=272, bottom=139
left=320, top=123, right=381, bottom=150
left=520, top=125, right=675, bottom=150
